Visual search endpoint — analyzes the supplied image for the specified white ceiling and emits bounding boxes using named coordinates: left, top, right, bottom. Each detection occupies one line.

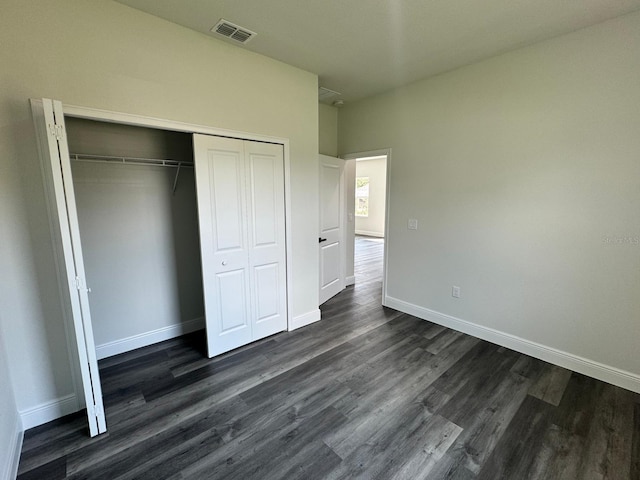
left=115, top=0, right=640, bottom=103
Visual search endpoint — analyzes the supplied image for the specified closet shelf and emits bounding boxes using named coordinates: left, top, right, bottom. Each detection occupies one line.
left=70, top=153, right=194, bottom=169
left=70, top=153, right=193, bottom=193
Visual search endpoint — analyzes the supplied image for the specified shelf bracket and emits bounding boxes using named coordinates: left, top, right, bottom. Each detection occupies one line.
left=172, top=162, right=182, bottom=193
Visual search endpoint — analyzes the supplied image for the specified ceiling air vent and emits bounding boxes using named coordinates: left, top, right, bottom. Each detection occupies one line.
left=318, top=86, right=342, bottom=104
left=211, top=19, right=256, bottom=44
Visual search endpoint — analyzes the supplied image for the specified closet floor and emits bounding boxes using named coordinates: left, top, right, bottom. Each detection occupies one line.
left=17, top=238, right=640, bottom=479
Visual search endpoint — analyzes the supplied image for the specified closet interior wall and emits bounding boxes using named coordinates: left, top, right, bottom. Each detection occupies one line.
left=65, top=118, right=204, bottom=359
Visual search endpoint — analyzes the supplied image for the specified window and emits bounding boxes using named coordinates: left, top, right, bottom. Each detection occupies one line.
left=355, top=176, right=369, bottom=217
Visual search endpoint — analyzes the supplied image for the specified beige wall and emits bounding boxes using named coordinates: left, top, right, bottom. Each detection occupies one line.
left=339, top=12, right=640, bottom=381
left=319, top=103, right=339, bottom=156
left=355, top=157, right=387, bottom=237
left=0, top=0, right=318, bottom=426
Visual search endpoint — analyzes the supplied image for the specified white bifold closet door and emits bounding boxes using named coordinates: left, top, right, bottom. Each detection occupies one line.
left=30, top=98, right=107, bottom=437
left=193, top=134, right=287, bottom=358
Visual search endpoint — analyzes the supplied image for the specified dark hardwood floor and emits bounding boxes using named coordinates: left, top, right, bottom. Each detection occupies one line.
left=18, top=236, right=640, bottom=479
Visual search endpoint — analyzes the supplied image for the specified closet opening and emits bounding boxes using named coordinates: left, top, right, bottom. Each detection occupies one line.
left=65, top=117, right=208, bottom=377
left=33, top=98, right=293, bottom=436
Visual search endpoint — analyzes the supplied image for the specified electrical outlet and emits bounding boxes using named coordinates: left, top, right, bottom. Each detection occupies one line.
left=408, top=218, right=418, bottom=230
left=452, top=286, right=461, bottom=298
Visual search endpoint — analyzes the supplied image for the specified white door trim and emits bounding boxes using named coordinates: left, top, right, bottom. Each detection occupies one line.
left=341, top=148, right=391, bottom=304
left=60, top=102, right=294, bottom=334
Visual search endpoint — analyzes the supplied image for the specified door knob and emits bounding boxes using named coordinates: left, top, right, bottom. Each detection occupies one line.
left=222, top=261, right=227, bottom=266
left=319, top=237, right=327, bottom=243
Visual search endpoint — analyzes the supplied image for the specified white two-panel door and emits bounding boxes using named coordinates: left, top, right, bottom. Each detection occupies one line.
left=31, top=98, right=107, bottom=437
left=193, top=134, right=287, bottom=357
left=319, top=154, right=345, bottom=304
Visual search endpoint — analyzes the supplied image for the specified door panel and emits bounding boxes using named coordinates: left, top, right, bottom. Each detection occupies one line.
left=321, top=164, right=341, bottom=231
left=211, top=151, right=245, bottom=252
left=246, top=141, right=287, bottom=340
left=320, top=241, right=341, bottom=290
left=31, top=98, right=107, bottom=436
left=194, top=135, right=286, bottom=356
left=319, top=155, right=345, bottom=304
left=254, top=263, right=280, bottom=322
left=249, top=153, right=277, bottom=247
left=54, top=100, right=107, bottom=434
left=194, top=136, right=252, bottom=356
left=217, top=269, right=249, bottom=333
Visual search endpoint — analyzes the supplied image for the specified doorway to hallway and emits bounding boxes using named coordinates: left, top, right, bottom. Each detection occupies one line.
left=354, top=156, right=387, bottom=238
left=342, top=148, right=391, bottom=306
left=354, top=235, right=384, bottom=299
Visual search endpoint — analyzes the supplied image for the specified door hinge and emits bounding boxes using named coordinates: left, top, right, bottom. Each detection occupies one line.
left=86, top=400, right=102, bottom=419
left=48, top=123, right=64, bottom=141
left=75, top=276, right=92, bottom=293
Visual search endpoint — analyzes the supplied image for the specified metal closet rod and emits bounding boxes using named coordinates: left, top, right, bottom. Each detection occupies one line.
left=69, top=153, right=194, bottom=168
left=70, top=153, right=194, bottom=193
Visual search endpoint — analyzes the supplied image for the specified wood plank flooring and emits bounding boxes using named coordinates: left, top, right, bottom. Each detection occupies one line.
left=18, top=236, right=640, bottom=479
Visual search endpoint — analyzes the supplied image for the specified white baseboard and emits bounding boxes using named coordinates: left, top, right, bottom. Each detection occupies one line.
left=19, top=393, right=79, bottom=430
left=95, top=317, right=205, bottom=360
left=289, top=309, right=321, bottom=331
left=345, top=275, right=356, bottom=286
left=4, top=414, right=23, bottom=480
left=355, top=230, right=384, bottom=238
left=384, top=295, right=640, bottom=394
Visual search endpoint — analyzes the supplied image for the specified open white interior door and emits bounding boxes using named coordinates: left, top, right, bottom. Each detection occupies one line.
left=193, top=134, right=287, bottom=357
left=31, top=98, right=107, bottom=437
left=319, top=154, right=345, bottom=304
